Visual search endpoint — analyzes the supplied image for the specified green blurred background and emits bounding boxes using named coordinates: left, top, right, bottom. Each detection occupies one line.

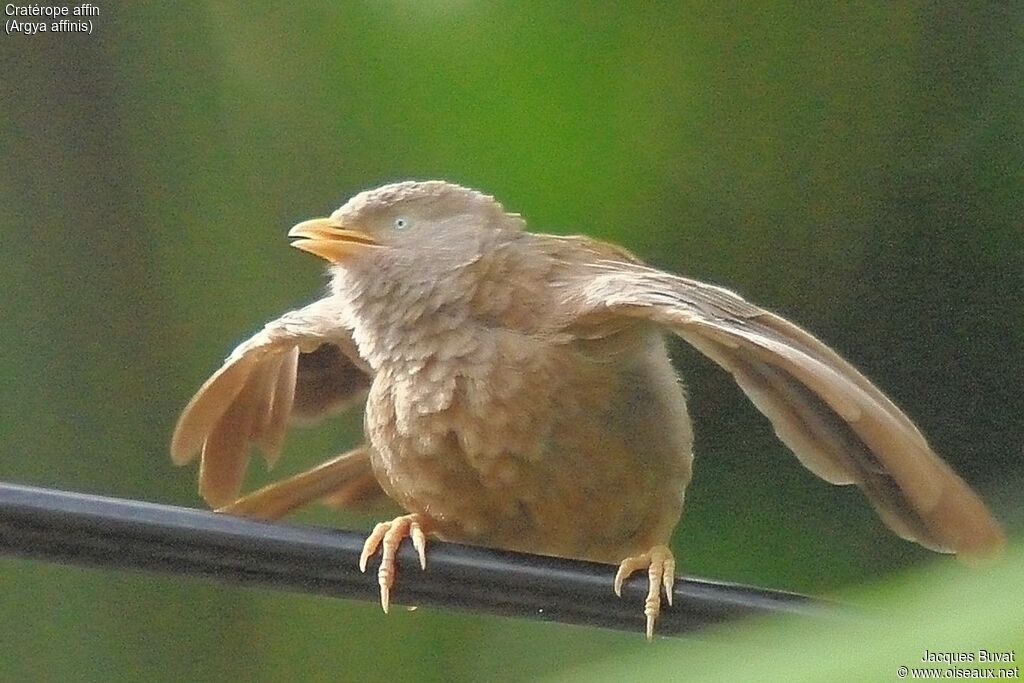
left=1, top=3, right=1022, bottom=681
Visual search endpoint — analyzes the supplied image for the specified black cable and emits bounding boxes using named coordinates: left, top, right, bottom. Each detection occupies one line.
left=0, top=482, right=840, bottom=637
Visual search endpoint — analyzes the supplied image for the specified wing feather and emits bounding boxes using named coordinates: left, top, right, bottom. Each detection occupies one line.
left=218, top=446, right=387, bottom=519
left=171, top=299, right=371, bottom=506
left=561, top=257, right=1004, bottom=556
left=258, top=347, right=299, bottom=465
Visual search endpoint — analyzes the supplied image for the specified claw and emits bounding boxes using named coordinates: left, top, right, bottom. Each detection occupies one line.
left=613, top=556, right=641, bottom=597
left=663, top=554, right=675, bottom=607
left=411, top=521, right=427, bottom=570
left=358, top=514, right=430, bottom=614
left=614, top=545, right=676, bottom=640
left=359, top=521, right=389, bottom=573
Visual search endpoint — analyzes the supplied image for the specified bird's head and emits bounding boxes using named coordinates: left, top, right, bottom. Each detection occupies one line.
left=288, top=180, right=522, bottom=282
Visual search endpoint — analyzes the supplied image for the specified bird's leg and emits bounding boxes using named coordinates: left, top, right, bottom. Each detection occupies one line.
left=613, top=544, right=676, bottom=640
left=359, top=513, right=430, bottom=613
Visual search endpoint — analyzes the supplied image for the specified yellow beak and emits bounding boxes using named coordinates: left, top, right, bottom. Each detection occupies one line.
left=287, top=218, right=379, bottom=262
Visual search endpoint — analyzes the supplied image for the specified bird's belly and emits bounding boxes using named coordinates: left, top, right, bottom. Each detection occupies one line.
left=366, top=333, right=693, bottom=562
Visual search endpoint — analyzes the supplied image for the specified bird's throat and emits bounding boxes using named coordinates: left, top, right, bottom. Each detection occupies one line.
left=329, top=266, right=477, bottom=374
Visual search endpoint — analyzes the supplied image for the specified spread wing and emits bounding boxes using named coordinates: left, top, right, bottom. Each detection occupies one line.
left=551, top=244, right=1004, bottom=557
left=171, top=298, right=373, bottom=507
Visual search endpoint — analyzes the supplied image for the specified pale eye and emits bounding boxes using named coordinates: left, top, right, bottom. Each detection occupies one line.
left=393, top=217, right=409, bottom=230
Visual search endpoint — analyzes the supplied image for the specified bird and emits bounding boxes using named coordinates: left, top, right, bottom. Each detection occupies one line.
left=171, top=180, right=1005, bottom=638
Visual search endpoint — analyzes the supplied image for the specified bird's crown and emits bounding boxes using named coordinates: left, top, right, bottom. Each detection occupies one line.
left=335, top=180, right=505, bottom=221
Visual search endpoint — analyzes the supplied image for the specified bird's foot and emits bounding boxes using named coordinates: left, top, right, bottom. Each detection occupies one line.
left=613, top=544, right=676, bottom=640
left=359, top=513, right=430, bottom=613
